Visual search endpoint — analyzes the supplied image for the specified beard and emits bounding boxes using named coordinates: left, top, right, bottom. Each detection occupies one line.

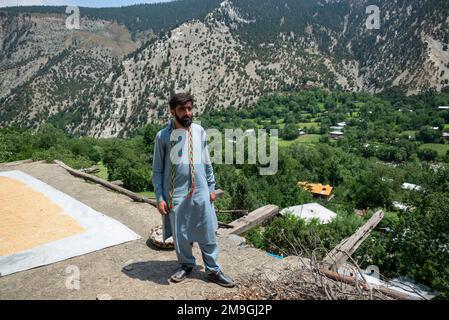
left=175, top=113, right=193, bottom=128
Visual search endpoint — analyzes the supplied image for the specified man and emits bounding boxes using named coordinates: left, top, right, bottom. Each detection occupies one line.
left=152, top=93, right=235, bottom=288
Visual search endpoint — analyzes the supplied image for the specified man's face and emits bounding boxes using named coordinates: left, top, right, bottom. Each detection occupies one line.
left=171, top=101, right=193, bottom=128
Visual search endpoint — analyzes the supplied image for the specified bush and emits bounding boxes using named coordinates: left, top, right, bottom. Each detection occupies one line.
left=246, top=211, right=364, bottom=259
left=32, top=146, right=93, bottom=169
left=417, top=148, right=438, bottom=161
left=281, top=123, right=299, bottom=140
left=32, top=124, right=67, bottom=150
left=120, top=163, right=152, bottom=192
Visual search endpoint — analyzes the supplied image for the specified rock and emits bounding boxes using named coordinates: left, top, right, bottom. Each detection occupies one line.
left=96, top=294, right=112, bottom=300
left=124, top=259, right=134, bottom=271
left=226, top=234, right=246, bottom=246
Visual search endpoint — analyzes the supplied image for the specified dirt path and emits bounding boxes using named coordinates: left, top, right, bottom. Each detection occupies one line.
left=0, top=162, right=279, bottom=300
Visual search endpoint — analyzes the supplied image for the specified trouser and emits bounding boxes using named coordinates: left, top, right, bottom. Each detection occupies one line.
left=175, top=239, right=221, bottom=273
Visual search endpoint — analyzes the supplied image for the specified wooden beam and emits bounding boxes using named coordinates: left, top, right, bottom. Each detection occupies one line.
left=215, top=189, right=224, bottom=199
left=320, top=268, right=423, bottom=300
left=54, top=160, right=158, bottom=207
left=216, top=210, right=249, bottom=214
left=218, top=222, right=233, bottom=229
left=110, top=180, right=124, bottom=187
left=0, top=159, right=43, bottom=167
left=220, top=205, right=279, bottom=236
left=80, top=166, right=100, bottom=174
left=322, top=210, right=384, bottom=270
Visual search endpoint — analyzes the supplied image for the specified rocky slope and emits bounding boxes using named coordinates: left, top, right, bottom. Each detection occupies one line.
left=0, top=0, right=448, bottom=137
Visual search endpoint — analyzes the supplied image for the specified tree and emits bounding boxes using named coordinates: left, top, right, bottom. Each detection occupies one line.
left=282, top=123, right=299, bottom=140
left=143, top=123, right=161, bottom=151
left=416, top=126, right=440, bottom=143
left=390, top=193, right=449, bottom=298
left=32, top=124, right=67, bottom=150
left=350, top=165, right=393, bottom=209
left=417, top=148, right=438, bottom=162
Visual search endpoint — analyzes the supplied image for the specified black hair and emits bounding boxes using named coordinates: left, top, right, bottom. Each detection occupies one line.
left=169, top=93, right=194, bottom=110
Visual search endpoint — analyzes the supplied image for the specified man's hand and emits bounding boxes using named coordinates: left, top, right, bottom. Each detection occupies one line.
left=210, top=192, right=216, bottom=203
left=157, top=200, right=169, bottom=215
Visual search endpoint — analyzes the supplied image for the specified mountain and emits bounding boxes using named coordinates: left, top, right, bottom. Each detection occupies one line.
left=0, top=0, right=448, bottom=137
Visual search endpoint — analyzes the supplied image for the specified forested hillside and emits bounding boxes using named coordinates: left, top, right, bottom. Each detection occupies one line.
left=1, top=0, right=448, bottom=136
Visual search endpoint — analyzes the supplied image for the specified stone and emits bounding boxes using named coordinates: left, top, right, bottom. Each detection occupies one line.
left=124, top=259, right=134, bottom=271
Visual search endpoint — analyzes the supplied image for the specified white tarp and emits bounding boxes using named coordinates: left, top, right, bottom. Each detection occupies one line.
left=338, top=265, right=439, bottom=300
left=0, top=170, right=141, bottom=276
left=280, top=203, right=337, bottom=224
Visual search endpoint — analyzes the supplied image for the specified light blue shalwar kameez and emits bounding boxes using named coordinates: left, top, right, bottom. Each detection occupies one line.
left=152, top=119, right=220, bottom=272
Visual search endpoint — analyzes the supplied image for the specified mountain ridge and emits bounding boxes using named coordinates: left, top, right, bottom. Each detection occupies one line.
left=0, top=0, right=448, bottom=137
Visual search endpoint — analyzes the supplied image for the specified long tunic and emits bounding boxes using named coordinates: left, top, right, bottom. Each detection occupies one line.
left=152, top=120, right=218, bottom=246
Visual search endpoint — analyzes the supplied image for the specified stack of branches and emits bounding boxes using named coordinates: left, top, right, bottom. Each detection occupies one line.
left=208, top=228, right=396, bottom=300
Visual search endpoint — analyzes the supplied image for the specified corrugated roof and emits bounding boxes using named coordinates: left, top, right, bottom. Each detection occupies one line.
left=298, top=181, right=333, bottom=196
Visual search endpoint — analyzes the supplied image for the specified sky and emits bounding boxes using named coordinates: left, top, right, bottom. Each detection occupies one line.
left=0, top=0, right=174, bottom=8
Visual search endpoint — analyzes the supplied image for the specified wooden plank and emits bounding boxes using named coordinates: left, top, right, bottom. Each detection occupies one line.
left=80, top=166, right=100, bottom=174
left=215, top=189, right=224, bottom=199
left=0, top=159, right=42, bottom=167
left=110, top=180, right=124, bottom=187
left=216, top=210, right=249, bottom=214
left=322, top=210, right=384, bottom=270
left=221, top=205, right=279, bottom=236
left=54, top=160, right=158, bottom=207
left=320, top=268, right=423, bottom=300
left=218, top=222, right=233, bottom=229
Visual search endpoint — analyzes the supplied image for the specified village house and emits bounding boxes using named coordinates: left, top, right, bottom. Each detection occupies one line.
left=401, top=182, right=424, bottom=192
left=330, top=131, right=344, bottom=139
left=298, top=181, right=334, bottom=201
left=330, top=126, right=345, bottom=131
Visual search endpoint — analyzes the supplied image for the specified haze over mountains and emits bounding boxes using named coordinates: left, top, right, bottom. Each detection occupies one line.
left=0, top=0, right=448, bottom=137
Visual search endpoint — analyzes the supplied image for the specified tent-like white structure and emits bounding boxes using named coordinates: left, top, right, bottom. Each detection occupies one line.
left=280, top=203, right=337, bottom=224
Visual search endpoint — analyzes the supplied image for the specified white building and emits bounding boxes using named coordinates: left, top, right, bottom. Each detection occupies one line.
left=330, top=131, right=344, bottom=139
left=401, top=182, right=423, bottom=192
left=330, top=126, right=345, bottom=131
left=393, top=201, right=411, bottom=211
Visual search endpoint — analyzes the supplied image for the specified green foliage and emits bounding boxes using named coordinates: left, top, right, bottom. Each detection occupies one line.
left=281, top=123, right=299, bottom=140
left=2, top=0, right=222, bottom=38
left=142, top=123, right=163, bottom=153
left=390, top=193, right=449, bottom=297
left=416, top=126, right=442, bottom=143
left=101, top=138, right=152, bottom=192
left=245, top=212, right=364, bottom=259
left=349, top=164, right=394, bottom=209
left=417, top=148, right=438, bottom=161
left=0, top=124, right=152, bottom=191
